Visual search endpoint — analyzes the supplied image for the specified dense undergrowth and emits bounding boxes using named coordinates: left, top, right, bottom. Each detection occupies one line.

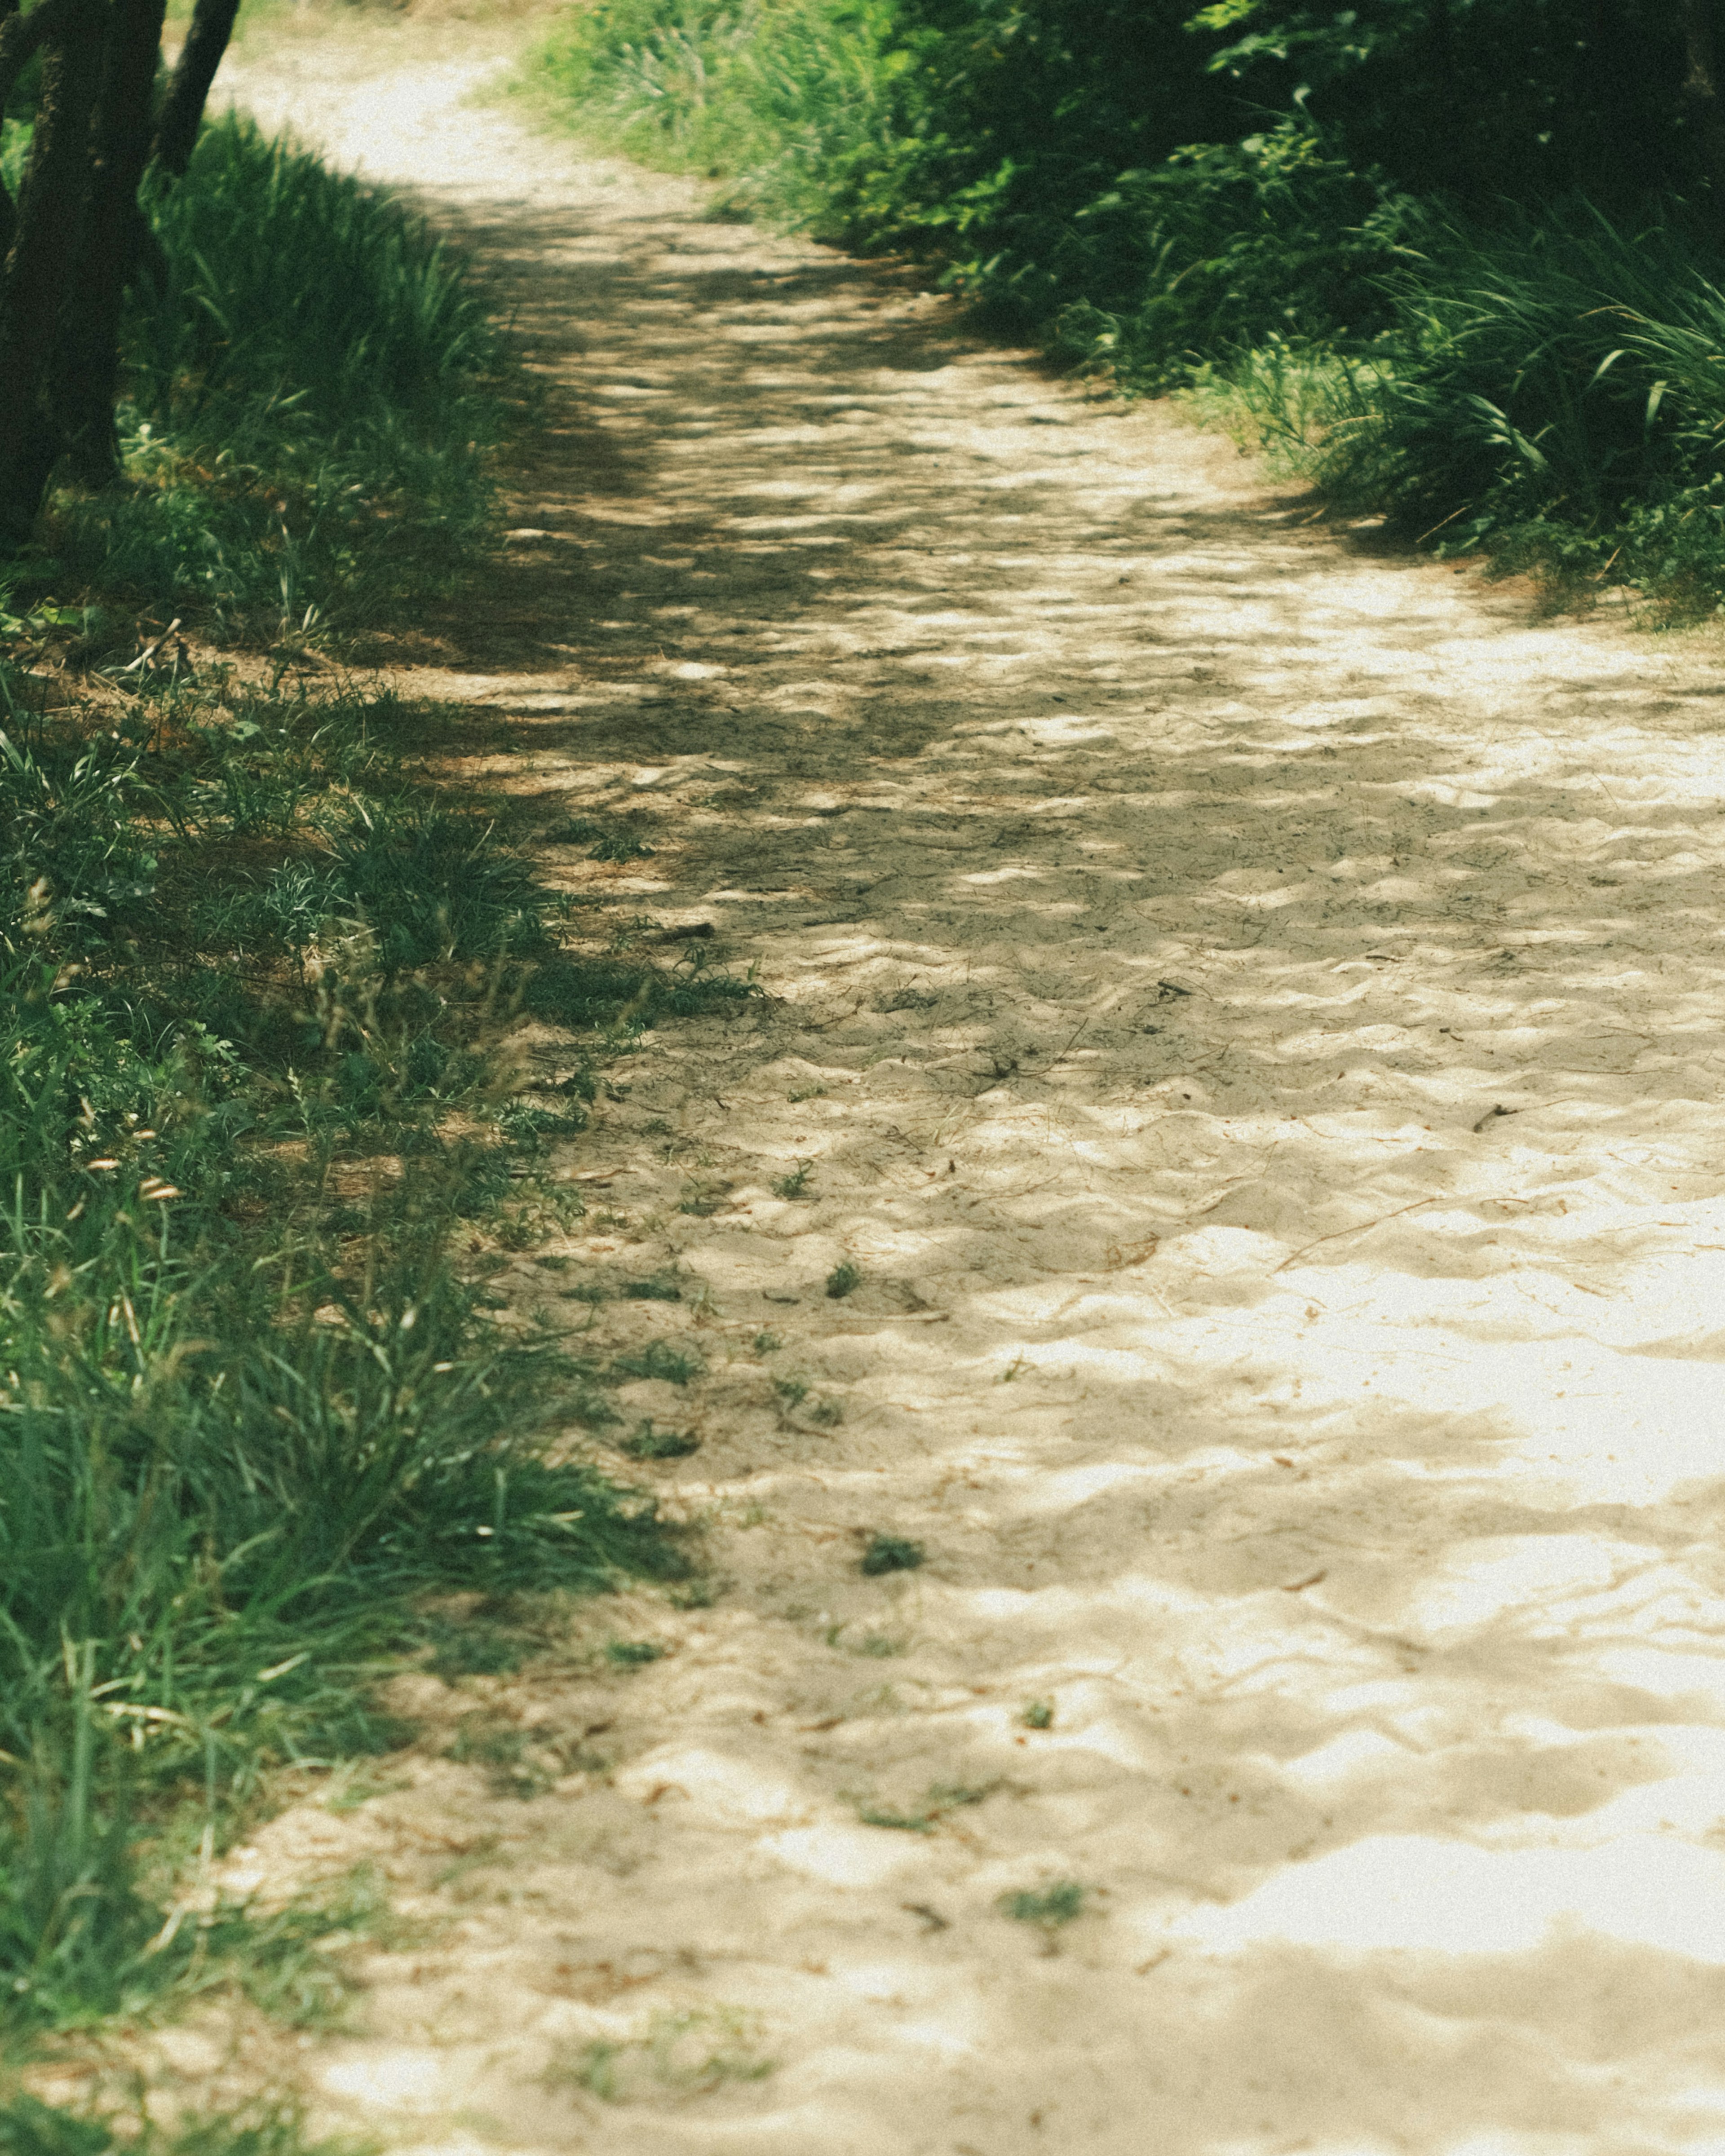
left=0, top=72, right=753, bottom=2155
left=525, top=0, right=1725, bottom=616
left=1, top=108, right=506, bottom=646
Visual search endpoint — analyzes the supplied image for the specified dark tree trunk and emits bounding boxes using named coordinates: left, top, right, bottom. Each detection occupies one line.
left=0, top=0, right=106, bottom=544
left=1681, top=0, right=1725, bottom=201
left=153, top=0, right=241, bottom=177
left=54, top=0, right=170, bottom=487
left=0, top=0, right=79, bottom=264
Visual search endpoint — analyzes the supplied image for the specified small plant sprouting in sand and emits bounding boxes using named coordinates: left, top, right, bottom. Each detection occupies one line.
left=620, top=1271, right=682, bottom=1301
left=559, top=2006, right=774, bottom=2103
left=1020, top=1698, right=1055, bottom=1730
left=605, top=1639, right=667, bottom=1667
left=772, top=1374, right=809, bottom=1409
left=999, top=1881, right=1088, bottom=1942
left=753, top=1330, right=783, bottom=1355
left=860, top=1533, right=924, bottom=1576
left=857, top=1780, right=996, bottom=1833
left=610, top=1339, right=703, bottom=1385
left=771, top=1159, right=815, bottom=1199
left=825, top=1259, right=862, bottom=1299
left=619, top=1421, right=700, bottom=1460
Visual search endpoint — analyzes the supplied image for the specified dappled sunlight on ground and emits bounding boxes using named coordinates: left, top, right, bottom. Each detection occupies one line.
left=169, top=23, right=1725, bottom=2154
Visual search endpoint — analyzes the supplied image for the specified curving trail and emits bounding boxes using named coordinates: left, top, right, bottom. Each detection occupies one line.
left=192, top=24, right=1725, bottom=2154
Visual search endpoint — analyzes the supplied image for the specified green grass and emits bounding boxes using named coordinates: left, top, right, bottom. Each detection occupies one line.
left=556, top=2005, right=773, bottom=2102
left=998, top=1880, right=1087, bottom=1932
left=0, top=2097, right=363, bottom=2156
left=0, top=654, right=765, bottom=2050
left=859, top=1533, right=923, bottom=1576
left=9, top=112, right=510, bottom=645
left=520, top=0, right=910, bottom=230
left=523, top=0, right=1725, bottom=611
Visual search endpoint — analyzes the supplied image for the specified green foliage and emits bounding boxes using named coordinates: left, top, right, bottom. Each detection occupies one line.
left=998, top=1880, right=1086, bottom=1930
left=0, top=2101, right=358, bottom=2156
left=610, top=1339, right=704, bottom=1384
left=525, top=0, right=913, bottom=228
left=860, top=1532, right=923, bottom=1575
left=0, top=660, right=753, bottom=2043
left=28, top=114, right=508, bottom=638
left=619, top=1421, right=700, bottom=1459
left=528, top=0, right=1725, bottom=607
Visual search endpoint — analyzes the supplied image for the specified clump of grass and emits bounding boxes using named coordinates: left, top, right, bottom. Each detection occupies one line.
left=619, top=1421, right=701, bottom=1460
left=770, top=1159, right=814, bottom=1199
left=545, top=815, right=655, bottom=862
left=857, top=1780, right=993, bottom=1832
left=771, top=1374, right=808, bottom=1409
left=556, top=2006, right=772, bottom=2103
left=611, top=1339, right=704, bottom=1385
left=753, top=1329, right=782, bottom=1354
left=424, top=1616, right=531, bottom=1681
left=1020, top=1698, right=1055, bottom=1731
left=860, top=1533, right=924, bottom=1577
left=825, top=1258, right=861, bottom=1299
left=605, top=1639, right=667, bottom=1667
left=30, top=114, right=512, bottom=643
left=0, top=2098, right=357, bottom=2156
left=446, top=1715, right=603, bottom=1798
left=0, top=659, right=756, bottom=2042
left=620, top=1271, right=681, bottom=1301
left=999, top=1881, right=1088, bottom=1932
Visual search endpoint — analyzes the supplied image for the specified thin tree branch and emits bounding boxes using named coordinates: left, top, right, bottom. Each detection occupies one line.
left=152, top=0, right=239, bottom=177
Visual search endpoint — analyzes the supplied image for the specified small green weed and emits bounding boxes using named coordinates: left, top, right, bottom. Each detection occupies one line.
left=619, top=1422, right=701, bottom=1460
left=999, top=1882, right=1088, bottom=1933
left=547, top=815, right=655, bottom=861
left=805, top=1396, right=844, bottom=1428
left=861, top=1534, right=924, bottom=1577
left=825, top=1259, right=862, bottom=1299
left=605, top=1640, right=667, bottom=1667
left=857, top=1781, right=994, bottom=1833
left=557, top=2006, right=772, bottom=2103
left=1020, top=1698, right=1055, bottom=1731
left=446, top=1717, right=601, bottom=1799
left=0, top=2099, right=354, bottom=2156
left=611, top=1340, right=704, bottom=1385
left=620, top=1272, right=682, bottom=1301
left=771, top=1374, right=809, bottom=1409
left=770, top=1160, right=814, bottom=1199
left=753, top=1330, right=783, bottom=1354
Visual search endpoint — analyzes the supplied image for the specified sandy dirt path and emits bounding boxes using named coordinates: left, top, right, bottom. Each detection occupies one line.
left=169, top=25, right=1725, bottom=2153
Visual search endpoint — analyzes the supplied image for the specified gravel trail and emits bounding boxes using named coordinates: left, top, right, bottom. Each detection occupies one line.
left=186, top=29, right=1725, bottom=2153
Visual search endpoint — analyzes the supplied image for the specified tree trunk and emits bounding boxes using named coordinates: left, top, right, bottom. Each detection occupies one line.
left=153, top=0, right=242, bottom=177
left=54, top=0, right=171, bottom=488
left=0, top=0, right=79, bottom=269
left=1681, top=0, right=1725, bottom=201
left=0, top=0, right=106, bottom=544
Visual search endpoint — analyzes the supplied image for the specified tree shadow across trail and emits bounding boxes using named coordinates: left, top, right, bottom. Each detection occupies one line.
left=206, top=40, right=1725, bottom=2156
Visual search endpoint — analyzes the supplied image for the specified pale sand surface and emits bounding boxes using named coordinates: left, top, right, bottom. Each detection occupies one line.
left=144, top=21, right=1725, bottom=2151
